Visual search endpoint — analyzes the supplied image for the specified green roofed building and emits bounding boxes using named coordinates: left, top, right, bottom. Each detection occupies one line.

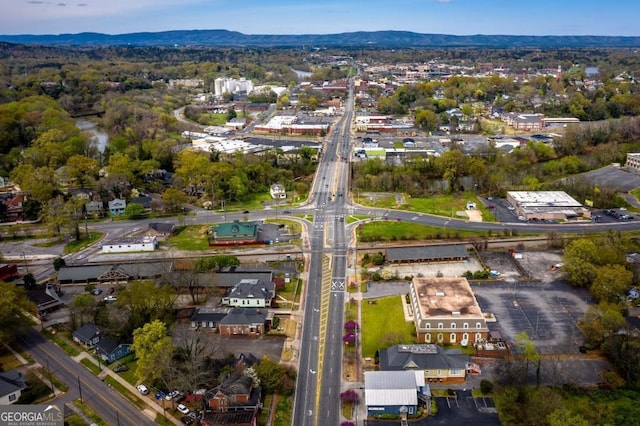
left=209, top=220, right=260, bottom=246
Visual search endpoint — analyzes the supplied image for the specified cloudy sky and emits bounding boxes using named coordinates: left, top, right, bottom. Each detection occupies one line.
left=1, top=0, right=638, bottom=36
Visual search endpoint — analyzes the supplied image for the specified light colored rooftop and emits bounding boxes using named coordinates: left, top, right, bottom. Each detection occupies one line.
left=508, top=191, right=582, bottom=207
left=412, top=276, right=483, bottom=318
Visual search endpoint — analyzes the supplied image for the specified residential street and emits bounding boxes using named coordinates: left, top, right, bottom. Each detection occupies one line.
left=18, top=328, right=156, bottom=426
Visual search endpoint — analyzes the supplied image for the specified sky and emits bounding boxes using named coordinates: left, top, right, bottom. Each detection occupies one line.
left=1, top=0, right=639, bottom=37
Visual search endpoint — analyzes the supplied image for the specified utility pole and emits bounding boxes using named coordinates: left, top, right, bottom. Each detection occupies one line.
left=46, top=357, right=55, bottom=397
left=78, top=376, right=83, bottom=402
left=22, top=251, right=28, bottom=274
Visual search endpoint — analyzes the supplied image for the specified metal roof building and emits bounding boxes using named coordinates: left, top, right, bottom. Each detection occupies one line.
left=364, top=371, right=421, bottom=417
left=386, top=244, right=468, bottom=263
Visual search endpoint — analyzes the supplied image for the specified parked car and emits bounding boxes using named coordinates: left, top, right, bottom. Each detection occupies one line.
left=136, top=384, right=149, bottom=395
left=155, top=391, right=166, bottom=400
left=103, top=295, right=117, bottom=302
left=177, top=404, right=190, bottom=414
left=165, top=390, right=181, bottom=400
left=92, top=289, right=103, bottom=296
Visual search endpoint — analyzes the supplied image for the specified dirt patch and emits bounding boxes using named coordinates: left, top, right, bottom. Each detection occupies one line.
left=478, top=251, right=523, bottom=282
left=515, top=251, right=565, bottom=282
left=465, top=209, right=483, bottom=222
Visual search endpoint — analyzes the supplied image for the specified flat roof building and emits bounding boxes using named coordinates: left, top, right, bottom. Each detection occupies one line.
left=409, top=277, right=489, bottom=345
left=506, top=191, right=589, bottom=221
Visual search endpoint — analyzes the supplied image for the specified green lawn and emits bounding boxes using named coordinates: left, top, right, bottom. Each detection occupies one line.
left=166, top=225, right=211, bottom=250
left=273, top=394, right=294, bottom=426
left=357, top=194, right=397, bottom=209
left=347, top=215, right=371, bottom=224
left=104, top=376, right=147, bottom=410
left=276, top=278, right=302, bottom=308
left=64, top=232, right=104, bottom=254
left=405, top=193, right=496, bottom=221
left=75, top=400, right=107, bottom=426
left=81, top=358, right=101, bottom=375
left=43, top=329, right=81, bottom=356
left=361, top=296, right=415, bottom=358
left=357, top=221, right=490, bottom=242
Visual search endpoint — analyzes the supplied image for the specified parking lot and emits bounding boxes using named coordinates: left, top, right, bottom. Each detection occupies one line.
left=472, top=281, right=593, bottom=354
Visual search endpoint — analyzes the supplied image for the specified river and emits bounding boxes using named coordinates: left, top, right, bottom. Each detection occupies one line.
left=76, top=119, right=108, bottom=153
left=292, top=69, right=312, bottom=79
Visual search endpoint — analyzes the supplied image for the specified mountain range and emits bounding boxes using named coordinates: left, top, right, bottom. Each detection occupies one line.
left=0, top=30, right=639, bottom=48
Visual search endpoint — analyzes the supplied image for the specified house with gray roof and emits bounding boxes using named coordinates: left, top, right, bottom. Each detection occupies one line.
left=190, top=307, right=231, bottom=329
left=218, top=308, right=273, bottom=336
left=148, top=222, right=177, bottom=239
left=108, top=198, right=126, bottom=216
left=210, top=271, right=274, bottom=288
left=0, top=370, right=27, bottom=405
left=364, top=370, right=425, bottom=417
left=379, top=344, right=470, bottom=384
left=96, top=338, right=132, bottom=363
left=221, top=278, right=275, bottom=308
left=386, top=244, right=468, bottom=264
left=85, top=200, right=104, bottom=216
left=72, top=323, right=101, bottom=348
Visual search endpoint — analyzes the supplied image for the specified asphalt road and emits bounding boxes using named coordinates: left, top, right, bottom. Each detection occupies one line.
left=292, top=79, right=354, bottom=426
left=19, top=328, right=155, bottom=426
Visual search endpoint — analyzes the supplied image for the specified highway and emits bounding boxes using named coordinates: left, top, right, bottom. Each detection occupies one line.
left=19, top=328, right=155, bottom=426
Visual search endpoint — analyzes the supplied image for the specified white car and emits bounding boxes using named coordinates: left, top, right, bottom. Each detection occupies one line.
left=136, top=384, right=149, bottom=395
left=103, top=295, right=117, bottom=302
left=165, top=390, right=181, bottom=400
left=77, top=254, right=86, bottom=260
left=176, top=404, right=190, bottom=415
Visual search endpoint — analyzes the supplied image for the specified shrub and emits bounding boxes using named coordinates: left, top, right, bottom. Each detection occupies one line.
left=371, top=253, right=385, bottom=266
left=480, top=379, right=494, bottom=394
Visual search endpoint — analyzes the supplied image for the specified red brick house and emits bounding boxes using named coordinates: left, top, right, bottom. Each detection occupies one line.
left=218, top=308, right=273, bottom=336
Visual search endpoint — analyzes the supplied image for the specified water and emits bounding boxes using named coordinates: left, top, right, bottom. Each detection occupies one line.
left=292, top=69, right=312, bottom=79
left=76, top=119, right=108, bottom=153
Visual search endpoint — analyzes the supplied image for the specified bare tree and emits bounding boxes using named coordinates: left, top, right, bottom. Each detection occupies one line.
left=164, top=325, right=221, bottom=393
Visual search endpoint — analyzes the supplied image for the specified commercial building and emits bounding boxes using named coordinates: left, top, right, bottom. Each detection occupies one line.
left=506, top=191, right=590, bottom=221
left=365, top=370, right=428, bottom=417
left=101, top=236, right=158, bottom=253
left=626, top=153, right=640, bottom=172
left=379, top=344, right=471, bottom=383
left=409, top=277, right=489, bottom=344
left=209, top=220, right=260, bottom=246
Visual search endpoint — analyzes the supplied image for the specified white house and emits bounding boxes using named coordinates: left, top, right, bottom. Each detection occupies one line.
left=221, top=278, right=275, bottom=308
left=0, top=370, right=27, bottom=405
left=101, top=236, right=158, bottom=253
left=270, top=183, right=286, bottom=199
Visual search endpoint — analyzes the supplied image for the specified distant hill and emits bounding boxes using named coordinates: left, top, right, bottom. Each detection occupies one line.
left=0, top=30, right=639, bottom=48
